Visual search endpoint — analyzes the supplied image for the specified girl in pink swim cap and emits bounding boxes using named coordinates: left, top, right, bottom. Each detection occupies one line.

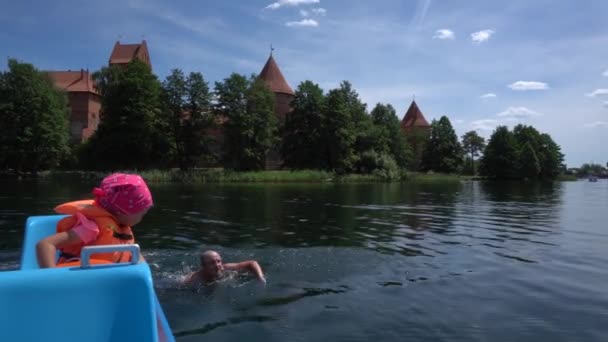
left=92, top=173, right=154, bottom=226
left=36, top=173, right=154, bottom=268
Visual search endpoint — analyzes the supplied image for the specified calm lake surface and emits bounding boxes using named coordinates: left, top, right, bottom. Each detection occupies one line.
left=1, top=179, right=607, bottom=341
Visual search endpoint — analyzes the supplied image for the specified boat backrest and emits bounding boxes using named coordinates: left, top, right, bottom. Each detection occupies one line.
left=0, top=263, right=158, bottom=342
left=20, top=215, right=65, bottom=270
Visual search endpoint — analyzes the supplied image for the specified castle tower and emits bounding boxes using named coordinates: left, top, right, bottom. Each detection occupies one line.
left=258, top=50, right=295, bottom=169
left=400, top=100, right=430, bottom=134
left=109, top=40, right=151, bottom=68
left=401, top=100, right=431, bottom=171
left=258, top=51, right=294, bottom=122
left=46, top=69, right=101, bottom=143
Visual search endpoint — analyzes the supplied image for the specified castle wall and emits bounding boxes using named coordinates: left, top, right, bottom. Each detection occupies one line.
left=67, top=92, right=101, bottom=143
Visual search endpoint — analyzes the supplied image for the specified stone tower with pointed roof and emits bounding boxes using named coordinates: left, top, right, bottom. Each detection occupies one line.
left=401, top=100, right=431, bottom=170
left=258, top=52, right=295, bottom=122
left=258, top=51, right=295, bottom=169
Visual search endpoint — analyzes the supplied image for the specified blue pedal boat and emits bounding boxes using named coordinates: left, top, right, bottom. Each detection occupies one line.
left=0, top=215, right=176, bottom=342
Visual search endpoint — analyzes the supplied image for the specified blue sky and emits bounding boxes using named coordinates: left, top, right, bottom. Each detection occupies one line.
left=2, top=0, right=607, bottom=167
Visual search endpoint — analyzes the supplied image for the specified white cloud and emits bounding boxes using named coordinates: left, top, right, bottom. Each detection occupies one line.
left=311, top=8, right=327, bottom=16
left=286, top=19, right=319, bottom=27
left=480, top=93, right=497, bottom=99
left=300, top=9, right=309, bottom=17
left=433, top=29, right=455, bottom=40
left=266, top=0, right=320, bottom=10
left=471, top=29, right=495, bottom=44
left=585, top=88, right=608, bottom=97
left=508, top=81, right=549, bottom=90
left=497, top=106, right=542, bottom=118
left=583, top=121, right=608, bottom=128
left=472, top=119, right=499, bottom=131
left=603, top=69, right=608, bottom=77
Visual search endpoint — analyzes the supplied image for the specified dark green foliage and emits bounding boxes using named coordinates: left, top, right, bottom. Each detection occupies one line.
left=479, top=126, right=519, bottom=179
left=461, top=130, right=486, bottom=175
left=480, top=124, right=564, bottom=180
left=0, top=55, right=569, bottom=179
left=406, top=128, right=430, bottom=171
left=537, top=133, right=564, bottom=179
left=0, top=58, right=70, bottom=172
left=281, top=80, right=327, bottom=169
left=512, top=124, right=564, bottom=179
left=577, top=163, right=606, bottom=177
left=282, top=83, right=410, bottom=175
left=83, top=60, right=168, bottom=170
left=161, top=69, right=215, bottom=169
left=370, top=103, right=413, bottom=168
left=422, top=116, right=463, bottom=173
left=215, top=73, right=277, bottom=171
left=323, top=81, right=358, bottom=172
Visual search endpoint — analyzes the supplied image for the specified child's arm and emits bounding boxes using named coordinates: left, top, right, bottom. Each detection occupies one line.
left=36, top=230, right=83, bottom=268
left=224, top=260, right=266, bottom=282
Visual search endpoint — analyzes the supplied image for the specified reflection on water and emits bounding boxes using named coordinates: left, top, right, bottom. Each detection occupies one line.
left=1, top=179, right=608, bottom=341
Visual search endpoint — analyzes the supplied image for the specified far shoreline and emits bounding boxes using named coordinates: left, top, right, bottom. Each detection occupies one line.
left=0, top=169, right=578, bottom=184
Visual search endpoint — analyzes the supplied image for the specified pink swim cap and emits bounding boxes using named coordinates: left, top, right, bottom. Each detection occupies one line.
left=92, top=173, right=153, bottom=216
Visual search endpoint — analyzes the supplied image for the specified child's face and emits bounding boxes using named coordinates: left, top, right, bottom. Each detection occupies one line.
left=116, top=207, right=150, bottom=226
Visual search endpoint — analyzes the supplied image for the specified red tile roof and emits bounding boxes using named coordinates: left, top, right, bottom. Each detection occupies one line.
left=46, top=69, right=98, bottom=94
left=401, top=100, right=430, bottom=129
left=259, top=55, right=294, bottom=95
left=109, top=40, right=151, bottom=66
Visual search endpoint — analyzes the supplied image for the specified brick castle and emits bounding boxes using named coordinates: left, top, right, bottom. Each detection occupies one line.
left=46, top=41, right=430, bottom=168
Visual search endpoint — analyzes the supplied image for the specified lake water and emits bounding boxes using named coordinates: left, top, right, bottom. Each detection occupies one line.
left=1, top=179, right=607, bottom=341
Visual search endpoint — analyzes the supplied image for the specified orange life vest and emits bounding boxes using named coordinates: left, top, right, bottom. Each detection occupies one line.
left=54, top=199, right=135, bottom=264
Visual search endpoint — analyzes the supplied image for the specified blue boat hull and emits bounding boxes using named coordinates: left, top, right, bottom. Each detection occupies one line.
left=0, top=215, right=175, bottom=342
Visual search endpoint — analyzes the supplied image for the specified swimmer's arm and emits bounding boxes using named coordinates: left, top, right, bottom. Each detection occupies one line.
left=224, top=261, right=265, bottom=282
left=182, top=271, right=199, bottom=286
left=36, top=230, right=82, bottom=268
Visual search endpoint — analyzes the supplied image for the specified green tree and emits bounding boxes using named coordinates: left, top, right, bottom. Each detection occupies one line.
left=537, top=133, right=564, bottom=179
left=481, top=124, right=565, bottom=180
left=0, top=59, right=70, bottom=172
left=281, top=80, right=327, bottom=169
left=341, top=82, right=381, bottom=172
left=512, top=124, right=564, bottom=179
left=370, top=103, right=412, bottom=168
left=84, top=60, right=167, bottom=170
left=406, top=128, right=430, bottom=171
left=518, top=142, right=541, bottom=179
left=512, top=125, right=542, bottom=179
left=161, top=69, right=214, bottom=169
left=161, top=69, right=187, bottom=168
left=578, top=163, right=605, bottom=177
left=422, top=116, right=463, bottom=173
left=215, top=73, right=277, bottom=171
left=479, top=126, right=519, bottom=179
left=461, top=130, right=486, bottom=175
left=322, top=82, right=357, bottom=172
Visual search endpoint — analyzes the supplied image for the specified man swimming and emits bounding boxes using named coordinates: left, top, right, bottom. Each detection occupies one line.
left=184, top=250, right=266, bottom=286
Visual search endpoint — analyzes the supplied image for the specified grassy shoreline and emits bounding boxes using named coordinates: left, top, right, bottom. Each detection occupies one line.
left=1, top=169, right=578, bottom=184
left=7, top=169, right=464, bottom=184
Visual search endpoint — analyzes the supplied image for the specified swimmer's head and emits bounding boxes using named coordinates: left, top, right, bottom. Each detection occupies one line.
left=200, top=250, right=224, bottom=276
